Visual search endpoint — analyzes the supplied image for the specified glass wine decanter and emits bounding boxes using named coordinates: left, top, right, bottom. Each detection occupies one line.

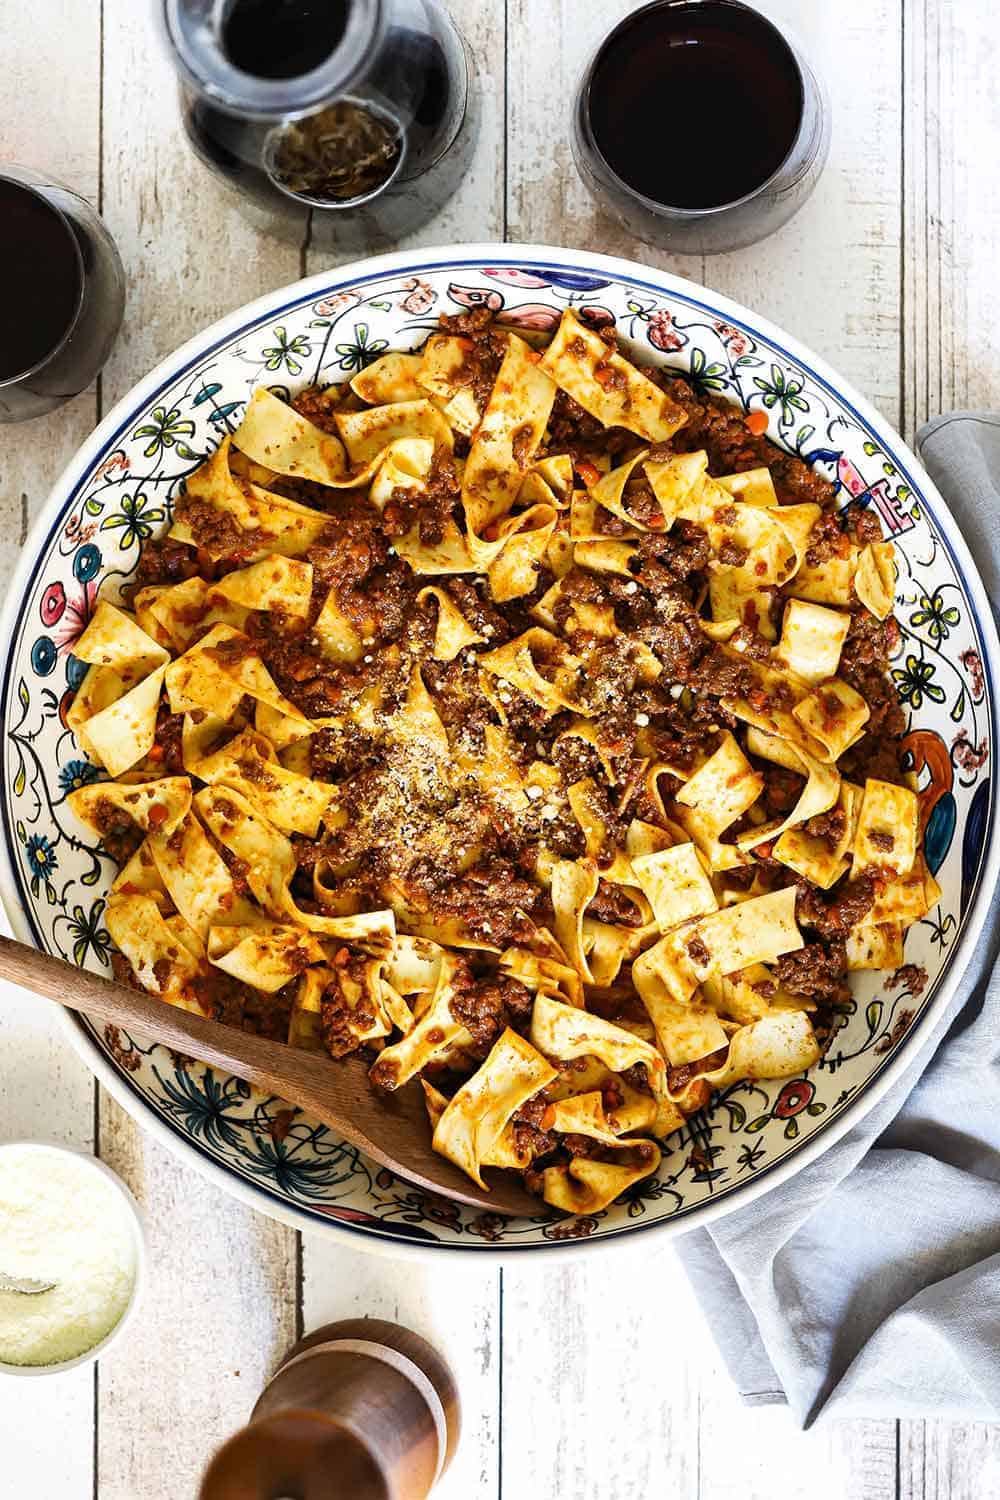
left=161, top=0, right=478, bottom=253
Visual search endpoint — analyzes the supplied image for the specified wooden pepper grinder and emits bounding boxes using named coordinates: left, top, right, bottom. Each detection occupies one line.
left=199, top=1319, right=460, bottom=1500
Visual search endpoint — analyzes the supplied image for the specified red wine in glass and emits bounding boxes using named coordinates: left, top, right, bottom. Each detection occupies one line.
left=573, top=0, right=829, bottom=254
left=0, top=167, right=125, bottom=423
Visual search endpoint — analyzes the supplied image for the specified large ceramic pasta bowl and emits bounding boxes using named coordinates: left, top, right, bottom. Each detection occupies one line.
left=1, top=244, right=996, bottom=1258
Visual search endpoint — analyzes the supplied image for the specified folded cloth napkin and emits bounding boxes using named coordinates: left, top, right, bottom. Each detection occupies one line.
left=676, top=412, right=1000, bottom=1426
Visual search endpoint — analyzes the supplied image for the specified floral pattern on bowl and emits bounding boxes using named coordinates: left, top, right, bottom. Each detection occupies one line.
left=1, top=247, right=996, bottom=1255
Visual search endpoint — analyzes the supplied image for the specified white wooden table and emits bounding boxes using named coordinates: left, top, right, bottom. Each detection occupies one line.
left=2, top=2, right=1000, bottom=1495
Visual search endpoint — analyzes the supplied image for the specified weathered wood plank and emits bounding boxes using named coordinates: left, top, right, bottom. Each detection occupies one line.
left=301, top=1235, right=501, bottom=1499
left=0, top=0, right=103, bottom=583
left=501, top=1251, right=700, bottom=1500
left=901, top=0, right=1000, bottom=440
left=900, top=1421, right=1000, bottom=1500
left=96, top=1104, right=298, bottom=1500
left=701, top=1401, right=898, bottom=1500
left=897, top=1, right=1000, bottom=1485
left=92, top=5, right=302, bottom=1496
left=98, top=2, right=303, bottom=392
left=713, top=0, right=903, bottom=428
left=0, top=2, right=101, bottom=1494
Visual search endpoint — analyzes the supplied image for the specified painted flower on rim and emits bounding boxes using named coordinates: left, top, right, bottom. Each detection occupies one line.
left=892, top=653, right=945, bottom=709
left=65, top=900, right=112, bottom=968
left=312, top=290, right=361, bottom=318
left=688, top=345, right=729, bottom=394
left=25, top=833, right=58, bottom=896
left=58, top=758, right=101, bottom=795
left=397, top=276, right=435, bottom=315
left=332, top=322, right=388, bottom=373
left=262, top=325, right=311, bottom=375
left=960, top=648, right=984, bottom=699
left=447, top=283, right=504, bottom=313
left=647, top=308, right=685, bottom=352
left=93, top=451, right=131, bottom=482
left=63, top=514, right=99, bottom=547
left=544, top=1216, right=598, bottom=1240
left=132, top=405, right=196, bottom=460
left=909, top=587, right=960, bottom=643
left=100, top=491, right=166, bottom=550
left=773, top=1079, right=816, bottom=1119
left=952, top=732, right=989, bottom=771
left=713, top=319, right=749, bottom=357
left=468, top=1213, right=506, bottom=1243
left=736, top=1141, right=766, bottom=1173
left=753, top=363, right=809, bottom=424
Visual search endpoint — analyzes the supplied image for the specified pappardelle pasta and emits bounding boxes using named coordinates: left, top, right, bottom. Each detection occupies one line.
left=67, top=305, right=933, bottom=1215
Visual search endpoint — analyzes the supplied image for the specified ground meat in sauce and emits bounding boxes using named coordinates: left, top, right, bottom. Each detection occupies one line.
left=661, top=377, right=837, bottom=508
left=291, top=385, right=342, bottom=434
left=320, top=957, right=377, bottom=1058
left=449, top=973, right=534, bottom=1056
left=177, top=498, right=268, bottom=561
left=802, top=807, right=847, bottom=846
left=667, top=1045, right=728, bottom=1095
left=122, top=535, right=202, bottom=604
left=775, top=941, right=850, bottom=1004
left=151, top=708, right=185, bottom=774
left=837, top=608, right=906, bottom=783
left=438, top=306, right=508, bottom=409
left=796, top=871, right=878, bottom=938
left=93, top=799, right=143, bottom=866
left=587, top=879, right=644, bottom=927
left=97, top=316, right=916, bottom=1173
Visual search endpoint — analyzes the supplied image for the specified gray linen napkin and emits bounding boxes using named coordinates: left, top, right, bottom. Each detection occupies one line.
left=676, top=413, right=1000, bottom=1426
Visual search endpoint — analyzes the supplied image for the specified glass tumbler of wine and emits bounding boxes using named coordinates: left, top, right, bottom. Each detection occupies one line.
left=0, top=165, right=126, bottom=423
left=572, top=0, right=830, bottom=255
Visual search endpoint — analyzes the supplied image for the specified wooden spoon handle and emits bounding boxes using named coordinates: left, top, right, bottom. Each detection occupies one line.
left=0, top=934, right=373, bottom=1134
left=0, top=935, right=540, bottom=1216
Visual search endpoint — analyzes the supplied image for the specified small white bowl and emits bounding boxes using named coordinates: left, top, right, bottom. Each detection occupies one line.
left=0, top=1140, right=146, bottom=1378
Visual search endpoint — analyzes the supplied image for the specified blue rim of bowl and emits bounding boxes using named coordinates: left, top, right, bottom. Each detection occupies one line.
left=1, top=244, right=996, bottom=1259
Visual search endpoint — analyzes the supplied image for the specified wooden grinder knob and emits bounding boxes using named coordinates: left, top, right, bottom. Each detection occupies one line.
left=199, top=1319, right=461, bottom=1500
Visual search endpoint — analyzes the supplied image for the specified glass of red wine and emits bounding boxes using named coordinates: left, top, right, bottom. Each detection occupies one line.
left=0, top=165, right=126, bottom=424
left=572, top=0, right=830, bottom=255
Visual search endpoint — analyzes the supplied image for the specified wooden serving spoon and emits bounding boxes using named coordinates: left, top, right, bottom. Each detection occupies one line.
left=0, top=935, right=539, bottom=1218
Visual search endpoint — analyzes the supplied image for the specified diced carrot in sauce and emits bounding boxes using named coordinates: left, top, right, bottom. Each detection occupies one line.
left=147, top=804, right=168, bottom=828
left=575, top=460, right=600, bottom=488
left=745, top=409, right=769, bottom=436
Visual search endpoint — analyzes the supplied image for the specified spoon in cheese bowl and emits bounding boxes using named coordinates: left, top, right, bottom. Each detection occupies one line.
left=0, top=935, right=539, bottom=1218
left=0, top=1275, right=56, bottom=1295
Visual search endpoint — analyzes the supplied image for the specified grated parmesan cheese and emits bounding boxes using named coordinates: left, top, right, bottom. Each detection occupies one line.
left=0, top=1145, right=138, bottom=1367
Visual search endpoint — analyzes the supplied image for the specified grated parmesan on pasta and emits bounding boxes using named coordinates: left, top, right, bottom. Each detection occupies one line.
left=0, top=1146, right=137, bottom=1367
